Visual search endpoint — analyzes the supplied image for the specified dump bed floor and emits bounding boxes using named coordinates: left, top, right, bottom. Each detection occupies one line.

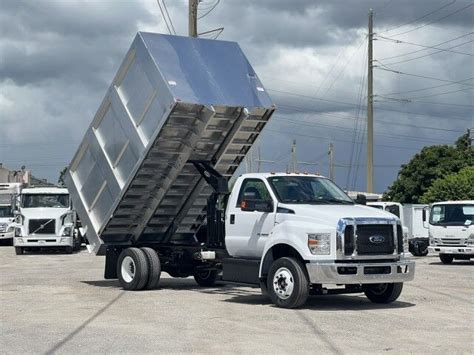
left=66, top=33, right=275, bottom=254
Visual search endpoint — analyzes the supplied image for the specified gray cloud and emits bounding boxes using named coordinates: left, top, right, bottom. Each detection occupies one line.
left=0, top=0, right=472, bottom=192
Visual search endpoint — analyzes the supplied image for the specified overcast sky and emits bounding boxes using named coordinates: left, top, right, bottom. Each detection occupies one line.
left=0, top=0, right=473, bottom=192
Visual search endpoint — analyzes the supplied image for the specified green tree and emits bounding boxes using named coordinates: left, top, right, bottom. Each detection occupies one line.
left=58, top=167, right=67, bottom=187
left=383, top=133, right=473, bottom=203
left=421, top=166, right=474, bottom=203
left=421, top=167, right=474, bottom=203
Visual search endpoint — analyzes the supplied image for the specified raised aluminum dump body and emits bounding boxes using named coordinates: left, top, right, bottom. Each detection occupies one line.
left=66, top=33, right=275, bottom=255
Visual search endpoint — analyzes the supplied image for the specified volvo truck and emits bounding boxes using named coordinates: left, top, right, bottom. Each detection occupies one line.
left=13, top=187, right=79, bottom=254
left=66, top=32, right=414, bottom=308
left=426, top=200, right=474, bottom=264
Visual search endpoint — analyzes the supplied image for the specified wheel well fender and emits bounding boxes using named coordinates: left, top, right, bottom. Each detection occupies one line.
left=259, top=243, right=305, bottom=279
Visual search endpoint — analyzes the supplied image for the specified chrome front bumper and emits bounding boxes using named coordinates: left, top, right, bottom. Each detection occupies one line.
left=14, top=235, right=73, bottom=247
left=306, top=259, right=415, bottom=284
left=0, top=231, right=14, bottom=240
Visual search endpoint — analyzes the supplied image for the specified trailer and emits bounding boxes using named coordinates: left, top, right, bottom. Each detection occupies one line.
left=66, top=33, right=414, bottom=308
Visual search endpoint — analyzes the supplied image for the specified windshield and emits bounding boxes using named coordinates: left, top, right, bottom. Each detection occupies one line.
left=385, top=204, right=400, bottom=218
left=22, top=194, right=69, bottom=208
left=430, top=204, right=474, bottom=226
left=268, top=176, right=354, bottom=204
left=0, top=206, right=13, bottom=217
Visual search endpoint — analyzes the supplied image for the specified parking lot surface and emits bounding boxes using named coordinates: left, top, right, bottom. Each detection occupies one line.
left=0, top=247, right=472, bottom=354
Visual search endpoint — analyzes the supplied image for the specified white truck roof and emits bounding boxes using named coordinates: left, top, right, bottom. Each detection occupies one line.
left=431, top=200, right=474, bottom=205
left=239, top=172, right=328, bottom=179
left=22, top=187, right=69, bottom=194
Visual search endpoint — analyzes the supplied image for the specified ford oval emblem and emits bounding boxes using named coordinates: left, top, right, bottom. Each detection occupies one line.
left=369, top=235, right=385, bottom=244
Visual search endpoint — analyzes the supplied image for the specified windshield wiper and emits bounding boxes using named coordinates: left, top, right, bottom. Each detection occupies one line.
left=316, top=198, right=354, bottom=205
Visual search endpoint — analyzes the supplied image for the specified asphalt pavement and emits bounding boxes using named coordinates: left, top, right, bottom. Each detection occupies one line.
left=0, top=247, right=472, bottom=354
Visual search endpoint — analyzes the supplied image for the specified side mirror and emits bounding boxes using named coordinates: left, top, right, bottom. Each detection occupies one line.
left=240, top=199, right=274, bottom=213
left=422, top=207, right=429, bottom=229
left=355, top=194, right=367, bottom=205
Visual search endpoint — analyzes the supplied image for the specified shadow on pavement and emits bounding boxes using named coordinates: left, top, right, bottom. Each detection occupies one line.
left=429, top=261, right=473, bottom=266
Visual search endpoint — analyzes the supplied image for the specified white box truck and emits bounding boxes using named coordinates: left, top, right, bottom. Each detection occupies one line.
left=65, top=33, right=414, bottom=308
left=0, top=183, right=22, bottom=244
left=368, top=202, right=429, bottom=256
left=13, top=187, right=79, bottom=254
left=426, top=200, right=474, bottom=264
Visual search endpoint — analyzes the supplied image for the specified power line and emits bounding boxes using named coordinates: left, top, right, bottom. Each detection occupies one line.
left=157, top=0, right=174, bottom=35
left=198, top=0, right=220, bottom=19
left=380, top=77, right=474, bottom=96
left=410, top=86, right=474, bottom=99
left=389, top=2, right=474, bottom=37
left=277, top=104, right=464, bottom=133
left=376, top=34, right=474, bottom=57
left=407, top=99, right=474, bottom=108
left=378, top=31, right=474, bottom=61
left=269, top=88, right=471, bottom=121
left=162, top=0, right=176, bottom=35
left=378, top=0, right=457, bottom=34
left=376, top=66, right=474, bottom=87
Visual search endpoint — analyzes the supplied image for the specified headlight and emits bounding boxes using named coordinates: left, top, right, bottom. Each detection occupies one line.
left=467, top=234, right=474, bottom=245
left=7, top=226, right=14, bottom=233
left=15, top=228, right=22, bottom=237
left=308, top=233, right=331, bottom=255
left=62, top=227, right=72, bottom=236
left=61, top=213, right=73, bottom=225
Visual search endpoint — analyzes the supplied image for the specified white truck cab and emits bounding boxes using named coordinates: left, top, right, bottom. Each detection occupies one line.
left=0, top=183, right=22, bottom=244
left=427, top=200, right=474, bottom=264
left=13, top=187, right=78, bottom=254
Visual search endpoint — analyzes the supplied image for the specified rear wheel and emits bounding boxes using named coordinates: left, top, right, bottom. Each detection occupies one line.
left=140, top=247, right=161, bottom=290
left=193, top=269, right=218, bottom=287
left=117, top=248, right=149, bottom=291
left=15, top=247, right=24, bottom=255
left=439, top=254, right=454, bottom=264
left=363, top=283, right=403, bottom=303
left=267, top=257, right=309, bottom=309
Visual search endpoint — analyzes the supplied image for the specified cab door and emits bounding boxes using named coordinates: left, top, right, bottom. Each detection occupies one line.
left=225, top=178, right=276, bottom=258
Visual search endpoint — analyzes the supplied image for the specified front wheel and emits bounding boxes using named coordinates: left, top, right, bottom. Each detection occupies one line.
left=363, top=283, right=403, bottom=303
left=439, top=254, right=454, bottom=264
left=193, top=269, right=218, bottom=287
left=267, top=257, right=309, bottom=308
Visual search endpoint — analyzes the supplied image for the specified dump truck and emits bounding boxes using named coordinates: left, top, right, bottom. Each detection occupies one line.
left=66, top=33, right=414, bottom=308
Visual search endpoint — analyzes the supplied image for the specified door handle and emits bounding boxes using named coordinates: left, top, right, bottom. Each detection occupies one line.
left=230, top=214, right=235, bottom=224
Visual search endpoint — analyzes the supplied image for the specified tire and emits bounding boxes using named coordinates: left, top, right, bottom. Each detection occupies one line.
left=117, top=248, right=149, bottom=291
left=439, top=254, right=454, bottom=264
left=140, top=247, right=161, bottom=290
left=267, top=257, right=309, bottom=309
left=15, top=247, right=24, bottom=255
left=411, top=241, right=428, bottom=257
left=193, top=269, right=218, bottom=287
left=260, top=278, right=269, bottom=299
left=65, top=246, right=73, bottom=254
left=363, top=283, right=403, bottom=303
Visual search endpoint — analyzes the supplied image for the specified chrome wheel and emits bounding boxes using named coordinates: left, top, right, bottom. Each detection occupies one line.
left=121, top=256, right=136, bottom=283
left=272, top=267, right=294, bottom=300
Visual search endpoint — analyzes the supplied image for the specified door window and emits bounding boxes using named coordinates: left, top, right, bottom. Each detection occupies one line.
left=236, top=179, right=271, bottom=207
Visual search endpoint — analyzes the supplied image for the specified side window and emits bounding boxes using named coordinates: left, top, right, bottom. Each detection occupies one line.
left=236, top=179, right=271, bottom=207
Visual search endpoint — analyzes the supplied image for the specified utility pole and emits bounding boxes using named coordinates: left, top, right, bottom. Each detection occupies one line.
left=291, top=139, right=297, bottom=172
left=328, top=143, right=334, bottom=181
left=468, top=128, right=473, bottom=147
left=188, top=0, right=198, bottom=37
left=367, top=8, right=374, bottom=193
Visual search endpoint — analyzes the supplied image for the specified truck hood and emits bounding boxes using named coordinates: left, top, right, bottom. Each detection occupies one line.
left=20, top=208, right=70, bottom=220
left=278, top=203, right=398, bottom=227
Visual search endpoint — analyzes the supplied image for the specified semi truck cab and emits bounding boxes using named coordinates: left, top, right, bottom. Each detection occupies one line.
left=13, top=187, right=78, bottom=254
